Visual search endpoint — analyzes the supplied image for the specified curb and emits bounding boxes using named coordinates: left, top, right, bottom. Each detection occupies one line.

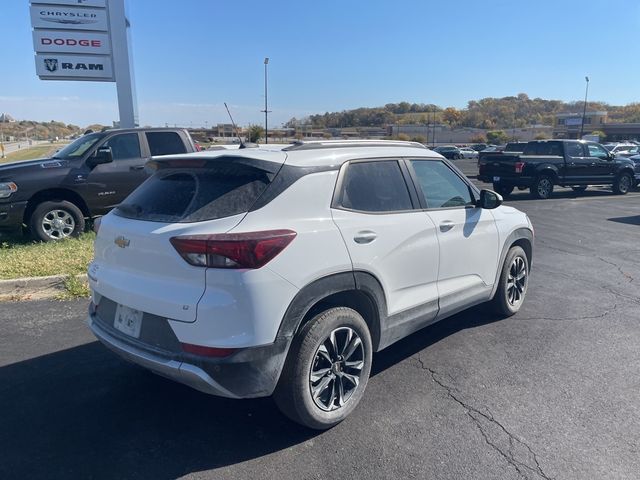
left=0, top=273, right=88, bottom=300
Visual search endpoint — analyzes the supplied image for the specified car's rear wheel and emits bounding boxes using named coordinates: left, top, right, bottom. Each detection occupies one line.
left=274, top=307, right=372, bottom=430
left=531, top=175, right=554, bottom=199
left=30, top=200, right=85, bottom=242
left=613, top=172, right=633, bottom=195
left=493, top=183, right=514, bottom=197
left=492, top=245, right=529, bottom=317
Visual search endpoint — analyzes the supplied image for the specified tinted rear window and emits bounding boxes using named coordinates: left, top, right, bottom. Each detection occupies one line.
left=146, top=132, right=188, bottom=156
left=114, top=163, right=271, bottom=223
left=523, top=141, right=563, bottom=155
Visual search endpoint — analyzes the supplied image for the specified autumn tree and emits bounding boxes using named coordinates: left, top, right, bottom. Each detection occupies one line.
left=442, top=107, right=461, bottom=126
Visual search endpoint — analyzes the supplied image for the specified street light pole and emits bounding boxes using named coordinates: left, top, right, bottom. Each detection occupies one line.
left=579, top=76, right=590, bottom=139
left=261, top=57, right=271, bottom=144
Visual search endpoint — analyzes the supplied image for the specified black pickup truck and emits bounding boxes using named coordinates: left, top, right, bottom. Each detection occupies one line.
left=0, top=128, right=196, bottom=241
left=478, top=139, right=639, bottom=199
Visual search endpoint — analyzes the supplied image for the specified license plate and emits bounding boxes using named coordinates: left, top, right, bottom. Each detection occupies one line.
left=114, top=304, right=143, bottom=338
left=493, top=176, right=501, bottom=182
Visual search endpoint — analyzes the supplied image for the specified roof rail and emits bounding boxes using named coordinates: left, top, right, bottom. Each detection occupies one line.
left=282, top=139, right=427, bottom=152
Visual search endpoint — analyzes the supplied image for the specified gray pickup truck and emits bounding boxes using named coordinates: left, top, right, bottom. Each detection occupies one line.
left=478, top=139, right=639, bottom=199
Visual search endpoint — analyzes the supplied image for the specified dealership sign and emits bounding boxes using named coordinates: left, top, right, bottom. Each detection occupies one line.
left=35, top=54, right=114, bottom=80
left=30, top=5, right=109, bottom=31
left=30, top=0, right=138, bottom=127
left=32, top=31, right=110, bottom=54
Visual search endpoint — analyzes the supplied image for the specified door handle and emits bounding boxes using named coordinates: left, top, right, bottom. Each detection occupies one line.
left=130, top=165, right=145, bottom=171
left=354, top=231, right=377, bottom=244
left=439, top=221, right=455, bottom=232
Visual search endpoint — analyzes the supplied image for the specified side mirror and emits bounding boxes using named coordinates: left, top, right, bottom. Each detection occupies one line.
left=608, top=152, right=616, bottom=161
left=88, top=146, right=113, bottom=167
left=477, top=189, right=503, bottom=209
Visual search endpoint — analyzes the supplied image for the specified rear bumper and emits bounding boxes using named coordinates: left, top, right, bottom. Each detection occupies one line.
left=0, top=201, right=27, bottom=229
left=88, top=305, right=291, bottom=399
left=478, top=175, right=534, bottom=187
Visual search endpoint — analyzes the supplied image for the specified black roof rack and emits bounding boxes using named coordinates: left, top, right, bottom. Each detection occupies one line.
left=282, top=140, right=427, bottom=152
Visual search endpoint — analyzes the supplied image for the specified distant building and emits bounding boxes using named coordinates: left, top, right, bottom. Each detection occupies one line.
left=553, top=111, right=640, bottom=141
left=389, top=124, right=552, bottom=144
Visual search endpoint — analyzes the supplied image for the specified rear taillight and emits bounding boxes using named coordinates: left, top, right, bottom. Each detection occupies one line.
left=181, top=342, right=237, bottom=357
left=170, top=229, right=297, bottom=269
left=515, top=161, right=526, bottom=173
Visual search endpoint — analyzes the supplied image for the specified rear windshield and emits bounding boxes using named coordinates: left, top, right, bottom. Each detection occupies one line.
left=505, top=143, right=525, bottom=152
left=114, top=163, right=272, bottom=223
left=523, top=141, right=563, bottom=156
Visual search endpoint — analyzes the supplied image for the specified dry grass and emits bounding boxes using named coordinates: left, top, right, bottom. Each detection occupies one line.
left=0, top=233, right=94, bottom=280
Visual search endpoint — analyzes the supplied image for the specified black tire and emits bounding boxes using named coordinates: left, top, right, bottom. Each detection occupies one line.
left=571, top=186, right=587, bottom=193
left=613, top=172, right=633, bottom=195
left=492, top=246, right=529, bottom=317
left=29, top=200, right=85, bottom=242
left=273, top=307, right=373, bottom=430
left=493, top=183, right=514, bottom=197
left=531, top=175, right=554, bottom=199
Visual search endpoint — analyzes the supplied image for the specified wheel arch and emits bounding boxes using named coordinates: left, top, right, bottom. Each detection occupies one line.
left=277, top=271, right=385, bottom=352
left=24, top=188, right=90, bottom=225
left=490, top=228, right=534, bottom=300
left=535, top=166, right=559, bottom=182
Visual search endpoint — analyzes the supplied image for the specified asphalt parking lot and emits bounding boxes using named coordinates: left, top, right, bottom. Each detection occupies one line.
left=1, top=162, right=639, bottom=479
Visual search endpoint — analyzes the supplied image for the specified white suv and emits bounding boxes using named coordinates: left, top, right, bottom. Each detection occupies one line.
left=87, top=140, right=533, bottom=429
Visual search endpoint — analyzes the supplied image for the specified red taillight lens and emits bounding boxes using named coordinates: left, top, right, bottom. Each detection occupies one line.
left=515, top=161, right=526, bottom=173
left=170, top=229, right=297, bottom=269
left=181, top=343, right=237, bottom=357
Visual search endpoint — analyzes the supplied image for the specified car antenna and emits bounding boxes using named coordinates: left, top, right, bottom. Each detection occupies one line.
left=224, top=102, right=254, bottom=149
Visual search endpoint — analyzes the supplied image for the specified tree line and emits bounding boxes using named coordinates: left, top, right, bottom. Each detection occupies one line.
left=284, top=93, right=640, bottom=130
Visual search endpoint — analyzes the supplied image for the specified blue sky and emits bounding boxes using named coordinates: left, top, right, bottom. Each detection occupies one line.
left=2, top=0, right=640, bottom=127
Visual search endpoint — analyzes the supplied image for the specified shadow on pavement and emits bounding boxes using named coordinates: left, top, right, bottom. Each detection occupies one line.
left=0, top=305, right=501, bottom=480
left=608, top=215, right=640, bottom=226
left=502, top=188, right=624, bottom=202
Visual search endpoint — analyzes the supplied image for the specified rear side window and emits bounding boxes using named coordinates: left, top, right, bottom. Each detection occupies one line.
left=115, top=163, right=271, bottom=223
left=339, top=160, right=412, bottom=212
left=565, top=143, right=584, bottom=157
left=146, top=132, right=187, bottom=156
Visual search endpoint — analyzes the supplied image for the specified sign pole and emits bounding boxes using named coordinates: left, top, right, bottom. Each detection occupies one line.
left=107, top=0, right=137, bottom=127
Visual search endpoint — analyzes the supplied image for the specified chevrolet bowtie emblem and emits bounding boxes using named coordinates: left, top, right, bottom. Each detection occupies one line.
left=114, top=236, right=130, bottom=248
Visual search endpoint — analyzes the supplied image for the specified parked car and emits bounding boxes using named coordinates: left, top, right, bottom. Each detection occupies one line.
left=0, top=128, right=197, bottom=241
left=478, top=139, right=638, bottom=198
left=87, top=139, right=534, bottom=429
left=603, top=143, right=637, bottom=155
left=433, top=145, right=463, bottom=159
left=458, top=147, right=479, bottom=159
left=626, top=154, right=640, bottom=187
left=470, top=143, right=488, bottom=152
left=613, top=146, right=640, bottom=157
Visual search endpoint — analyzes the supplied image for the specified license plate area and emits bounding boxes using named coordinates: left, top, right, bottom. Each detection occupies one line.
left=114, top=304, right=143, bottom=338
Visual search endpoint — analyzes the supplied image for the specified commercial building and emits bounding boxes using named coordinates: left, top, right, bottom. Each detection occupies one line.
left=553, top=111, right=640, bottom=141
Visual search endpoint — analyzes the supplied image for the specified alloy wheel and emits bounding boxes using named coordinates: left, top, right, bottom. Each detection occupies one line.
left=42, top=209, right=75, bottom=240
left=309, top=327, right=365, bottom=412
left=506, top=256, right=527, bottom=306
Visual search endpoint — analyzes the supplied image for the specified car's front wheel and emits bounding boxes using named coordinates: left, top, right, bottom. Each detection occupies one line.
left=29, top=200, right=85, bottom=242
left=531, top=175, right=554, bottom=199
left=274, top=307, right=372, bottom=430
left=492, top=245, right=529, bottom=317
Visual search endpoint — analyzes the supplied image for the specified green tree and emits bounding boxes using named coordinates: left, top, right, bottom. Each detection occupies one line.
left=470, top=134, right=487, bottom=144
left=590, top=130, right=606, bottom=141
left=247, top=124, right=264, bottom=143
left=486, top=130, right=508, bottom=144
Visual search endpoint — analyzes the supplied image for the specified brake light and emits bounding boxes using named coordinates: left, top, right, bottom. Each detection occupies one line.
left=515, top=161, right=526, bottom=173
left=170, top=229, right=297, bottom=269
left=181, top=343, right=237, bottom=357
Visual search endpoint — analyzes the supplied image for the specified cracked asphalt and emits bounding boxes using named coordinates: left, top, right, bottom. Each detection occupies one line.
left=1, top=163, right=639, bottom=479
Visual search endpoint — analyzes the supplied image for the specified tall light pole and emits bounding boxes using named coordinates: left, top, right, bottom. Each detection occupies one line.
left=261, top=57, right=271, bottom=144
left=579, top=76, right=590, bottom=139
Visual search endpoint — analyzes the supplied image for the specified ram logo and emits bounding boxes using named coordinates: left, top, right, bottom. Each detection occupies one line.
left=44, top=58, right=58, bottom=72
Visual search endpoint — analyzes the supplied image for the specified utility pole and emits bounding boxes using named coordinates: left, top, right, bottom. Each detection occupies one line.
left=261, top=57, right=271, bottom=144
left=579, top=76, right=590, bottom=139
